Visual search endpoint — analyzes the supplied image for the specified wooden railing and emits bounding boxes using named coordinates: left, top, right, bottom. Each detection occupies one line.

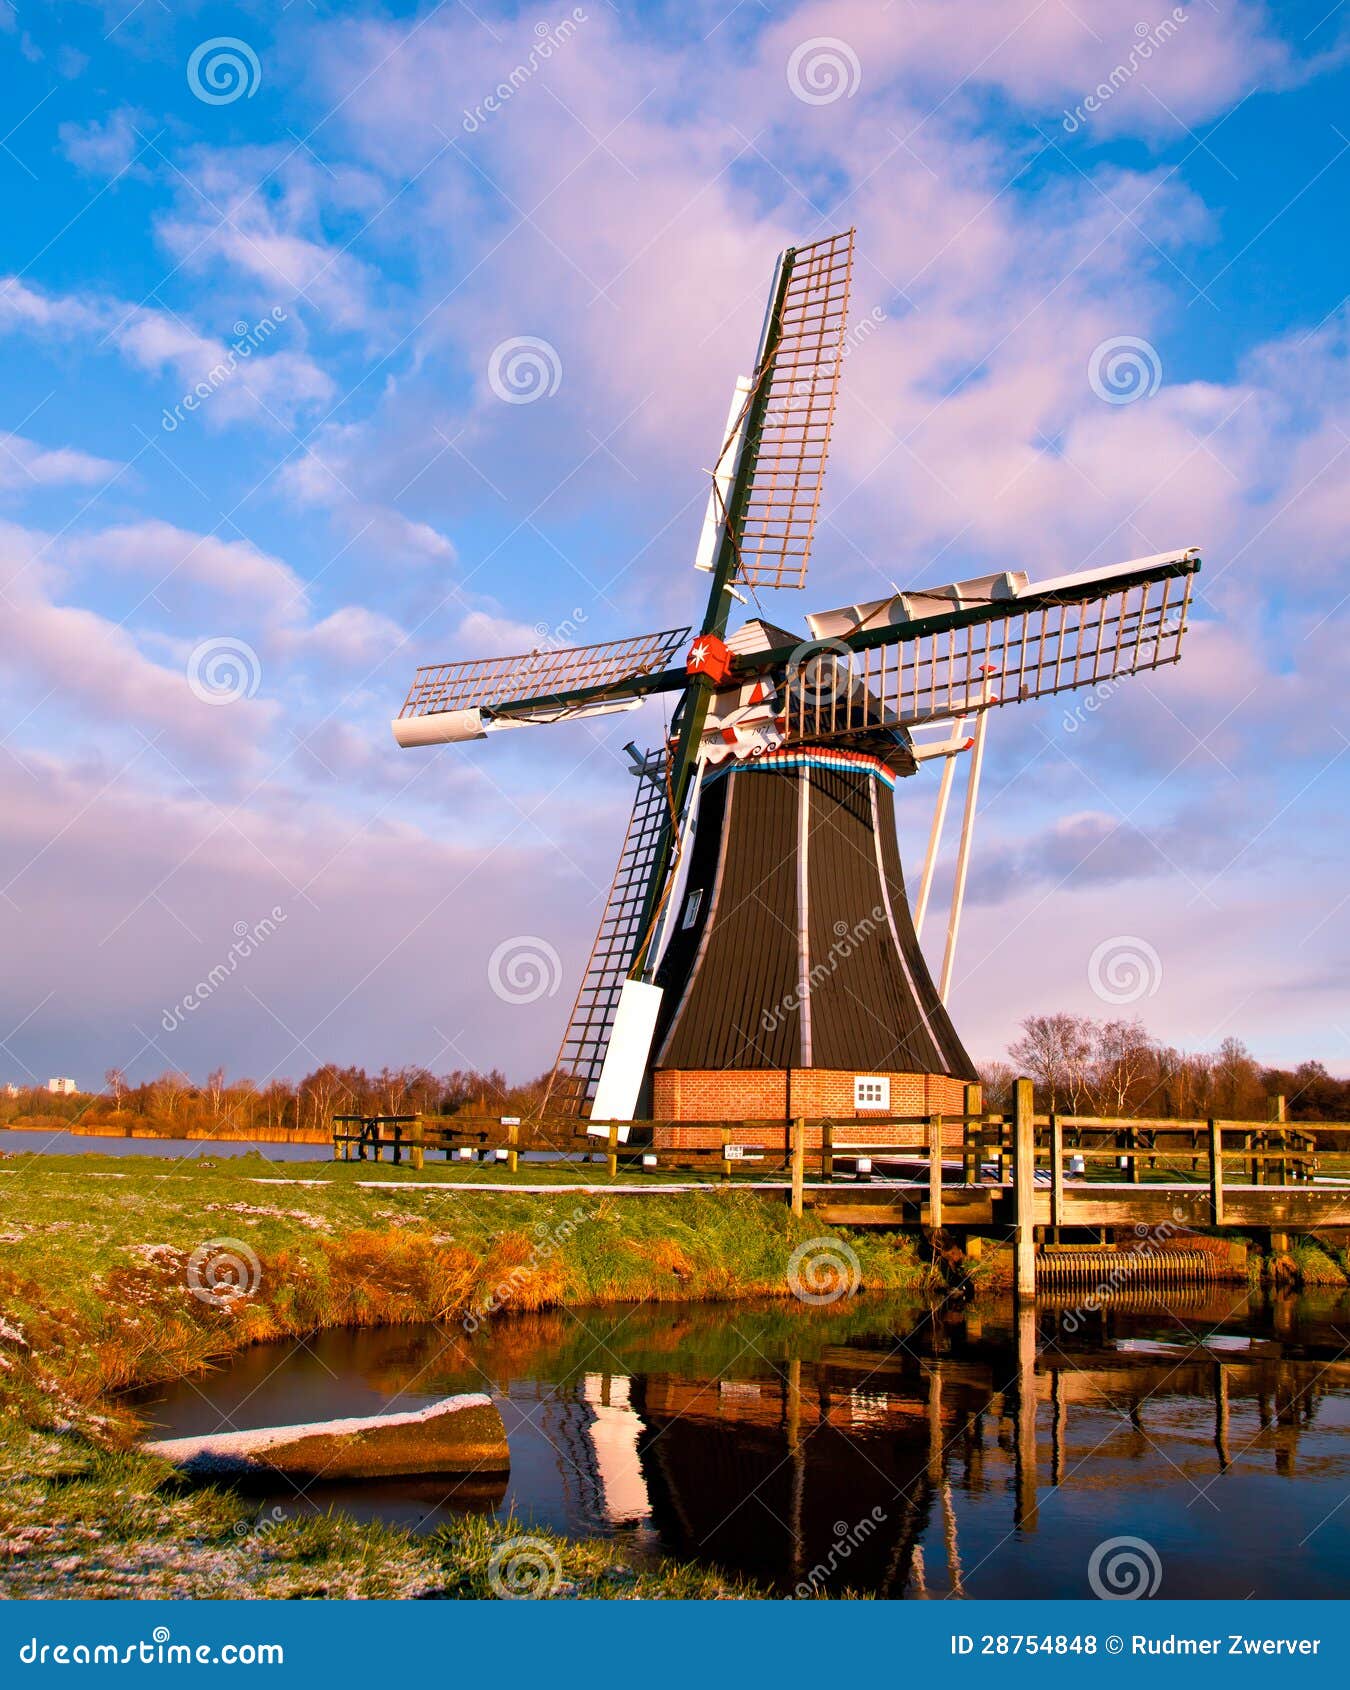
left=332, top=1092, right=1348, bottom=1229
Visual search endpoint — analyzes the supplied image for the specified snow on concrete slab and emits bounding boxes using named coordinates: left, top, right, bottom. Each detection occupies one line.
left=144, top=1393, right=509, bottom=1479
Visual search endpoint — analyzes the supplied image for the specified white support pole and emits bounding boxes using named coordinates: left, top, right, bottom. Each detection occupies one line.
left=939, top=673, right=995, bottom=1004
left=914, top=719, right=967, bottom=940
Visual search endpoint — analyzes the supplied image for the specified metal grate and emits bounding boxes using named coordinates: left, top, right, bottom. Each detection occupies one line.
left=397, top=628, right=689, bottom=719
left=784, top=572, right=1194, bottom=739
left=733, top=228, right=854, bottom=591
left=546, top=750, right=671, bottom=1115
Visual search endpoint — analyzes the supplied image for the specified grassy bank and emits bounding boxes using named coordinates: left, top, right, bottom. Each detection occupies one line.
left=0, top=1150, right=924, bottom=1598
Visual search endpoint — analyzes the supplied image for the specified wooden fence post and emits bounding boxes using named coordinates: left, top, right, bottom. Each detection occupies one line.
left=790, top=1117, right=805, bottom=1218
left=720, top=1132, right=732, bottom=1183
left=1208, top=1118, right=1224, bottom=1225
left=1049, top=1112, right=1063, bottom=1235
left=1013, top=1078, right=1036, bottom=1297
left=409, top=1115, right=424, bottom=1173
left=822, top=1121, right=834, bottom=1183
left=928, top=1112, right=944, bottom=1230
left=963, top=1082, right=981, bottom=1185
left=1267, top=1093, right=1286, bottom=1186
left=606, top=1124, right=618, bottom=1179
left=506, top=1120, right=519, bottom=1177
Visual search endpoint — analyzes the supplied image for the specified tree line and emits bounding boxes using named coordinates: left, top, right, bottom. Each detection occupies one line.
left=0, top=1065, right=558, bottom=1136
left=981, top=1014, right=1348, bottom=1122
left=1, top=1023, right=1344, bottom=1134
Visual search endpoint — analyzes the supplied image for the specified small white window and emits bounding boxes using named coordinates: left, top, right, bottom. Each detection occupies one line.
left=854, top=1075, right=890, bottom=1110
left=680, top=889, right=704, bottom=930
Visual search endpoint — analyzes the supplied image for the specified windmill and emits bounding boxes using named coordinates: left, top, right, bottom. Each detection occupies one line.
left=391, top=229, right=1199, bottom=1142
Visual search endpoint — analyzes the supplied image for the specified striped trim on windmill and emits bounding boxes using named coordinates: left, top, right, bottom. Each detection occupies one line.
left=390, top=228, right=1200, bottom=1129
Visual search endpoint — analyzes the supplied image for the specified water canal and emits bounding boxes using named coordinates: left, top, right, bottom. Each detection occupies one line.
left=126, top=1289, right=1350, bottom=1598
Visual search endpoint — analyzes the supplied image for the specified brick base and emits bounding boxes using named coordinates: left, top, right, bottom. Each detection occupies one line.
left=650, top=1068, right=973, bottom=1150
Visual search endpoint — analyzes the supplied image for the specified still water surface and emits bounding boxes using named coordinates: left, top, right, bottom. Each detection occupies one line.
left=5, top=1131, right=329, bottom=1161
left=127, top=1291, right=1350, bottom=1598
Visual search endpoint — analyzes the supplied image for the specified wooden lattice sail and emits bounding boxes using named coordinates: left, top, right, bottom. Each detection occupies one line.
left=387, top=227, right=1202, bottom=1130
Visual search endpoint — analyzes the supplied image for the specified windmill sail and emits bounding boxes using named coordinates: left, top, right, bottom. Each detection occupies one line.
left=777, top=549, right=1199, bottom=740
left=547, top=749, right=673, bottom=1115
left=392, top=627, right=689, bottom=747
left=728, top=229, right=855, bottom=592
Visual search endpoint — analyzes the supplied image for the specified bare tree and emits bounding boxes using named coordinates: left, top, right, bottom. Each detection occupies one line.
left=977, top=1061, right=1015, bottom=1112
left=1092, top=1019, right=1152, bottom=1116
left=1212, top=1036, right=1262, bottom=1119
left=1008, top=1013, right=1097, bottom=1111
left=206, top=1067, right=226, bottom=1123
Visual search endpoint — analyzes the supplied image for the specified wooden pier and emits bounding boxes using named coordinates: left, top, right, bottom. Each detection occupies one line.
left=332, top=1083, right=1350, bottom=1290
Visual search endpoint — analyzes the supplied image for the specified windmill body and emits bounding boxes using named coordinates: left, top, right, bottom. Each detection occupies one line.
left=391, top=230, right=1200, bottom=1139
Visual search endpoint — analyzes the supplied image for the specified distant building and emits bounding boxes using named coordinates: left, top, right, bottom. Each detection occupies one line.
left=2, top=1083, right=18, bottom=1098
left=46, top=1077, right=78, bottom=1096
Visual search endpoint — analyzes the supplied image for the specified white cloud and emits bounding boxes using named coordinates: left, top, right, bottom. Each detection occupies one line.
left=0, top=276, right=333, bottom=428
left=57, top=106, right=149, bottom=179
left=154, top=146, right=388, bottom=334
left=64, top=520, right=308, bottom=619
left=0, top=432, right=120, bottom=491
left=296, top=605, right=406, bottom=666
left=0, top=523, right=275, bottom=769
left=278, top=429, right=457, bottom=567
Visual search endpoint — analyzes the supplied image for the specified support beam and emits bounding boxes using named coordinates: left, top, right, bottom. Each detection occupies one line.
left=1208, top=1118, right=1224, bottom=1226
left=963, top=1082, right=981, bottom=1186
left=914, top=722, right=967, bottom=939
left=1013, top=1078, right=1036, bottom=1297
left=1049, top=1112, right=1064, bottom=1234
left=939, top=672, right=994, bottom=1004
left=790, top=1117, right=805, bottom=1218
left=929, top=1113, right=944, bottom=1230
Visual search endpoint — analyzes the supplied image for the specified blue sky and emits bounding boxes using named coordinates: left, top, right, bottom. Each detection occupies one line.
left=1, top=0, right=1347, bottom=1090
